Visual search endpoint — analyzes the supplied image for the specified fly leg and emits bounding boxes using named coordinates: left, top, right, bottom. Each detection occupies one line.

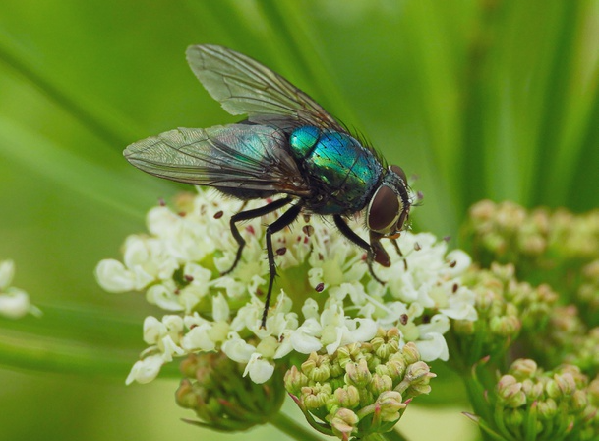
left=222, top=196, right=293, bottom=276
left=261, top=202, right=303, bottom=328
left=333, top=215, right=387, bottom=285
left=390, top=238, right=407, bottom=270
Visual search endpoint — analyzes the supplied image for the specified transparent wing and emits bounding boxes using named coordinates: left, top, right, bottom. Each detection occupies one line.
left=186, top=44, right=345, bottom=131
left=123, top=124, right=310, bottom=195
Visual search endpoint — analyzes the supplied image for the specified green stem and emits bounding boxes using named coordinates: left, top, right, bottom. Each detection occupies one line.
left=383, top=428, right=410, bottom=441
left=0, top=303, right=179, bottom=379
left=270, top=411, right=325, bottom=441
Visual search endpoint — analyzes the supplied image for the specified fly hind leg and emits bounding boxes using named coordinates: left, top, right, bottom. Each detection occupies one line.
left=222, top=196, right=293, bottom=276
left=261, top=203, right=303, bottom=328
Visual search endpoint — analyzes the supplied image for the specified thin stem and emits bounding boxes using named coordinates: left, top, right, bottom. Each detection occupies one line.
left=270, top=411, right=325, bottom=441
left=0, top=303, right=177, bottom=379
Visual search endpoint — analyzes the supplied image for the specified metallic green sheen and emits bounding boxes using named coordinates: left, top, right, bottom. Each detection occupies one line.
left=290, top=127, right=383, bottom=214
left=289, top=125, right=320, bottom=158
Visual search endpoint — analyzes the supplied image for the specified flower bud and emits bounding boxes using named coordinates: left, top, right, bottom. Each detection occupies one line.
left=329, top=408, right=359, bottom=440
left=345, top=359, right=372, bottom=388
left=509, top=358, right=537, bottom=380
left=370, top=373, right=393, bottom=397
left=401, top=342, right=420, bottom=365
left=332, top=385, right=361, bottom=408
left=537, top=399, right=558, bottom=420
left=284, top=365, right=309, bottom=396
left=376, top=391, right=405, bottom=422
left=301, top=352, right=331, bottom=383
left=175, top=378, right=199, bottom=408
left=302, top=384, right=332, bottom=409
left=497, top=375, right=526, bottom=407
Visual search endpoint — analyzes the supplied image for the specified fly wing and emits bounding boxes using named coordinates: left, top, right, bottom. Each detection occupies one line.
left=186, top=44, right=345, bottom=132
left=124, top=124, right=310, bottom=195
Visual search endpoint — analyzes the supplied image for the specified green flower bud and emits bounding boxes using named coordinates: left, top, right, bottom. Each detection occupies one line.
left=571, top=390, right=588, bottom=412
left=401, top=342, right=420, bottom=365
left=301, top=352, right=331, bottom=383
left=385, top=356, right=407, bottom=384
left=175, top=378, right=199, bottom=408
left=369, top=373, right=393, bottom=397
left=332, top=385, right=361, bottom=408
left=505, top=408, right=524, bottom=429
left=329, top=408, right=359, bottom=440
left=376, top=391, right=405, bottom=422
left=497, top=375, right=526, bottom=407
left=302, top=383, right=332, bottom=409
left=335, top=342, right=362, bottom=370
left=553, top=372, right=576, bottom=397
left=509, top=358, right=538, bottom=380
left=404, top=361, right=432, bottom=383
left=521, top=379, right=544, bottom=401
left=490, top=315, right=521, bottom=336
left=371, top=328, right=400, bottom=360
left=345, top=358, right=372, bottom=388
left=284, top=365, right=309, bottom=396
left=395, top=361, right=435, bottom=398
left=537, top=398, right=558, bottom=420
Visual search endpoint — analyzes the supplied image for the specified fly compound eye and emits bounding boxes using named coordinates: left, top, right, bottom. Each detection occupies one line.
left=396, top=205, right=409, bottom=231
left=389, top=165, right=407, bottom=183
left=367, top=185, right=400, bottom=234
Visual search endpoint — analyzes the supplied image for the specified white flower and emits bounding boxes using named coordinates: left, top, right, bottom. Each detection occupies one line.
left=126, top=354, right=164, bottom=385
left=0, top=288, right=31, bottom=319
left=0, top=260, right=39, bottom=319
left=243, top=352, right=274, bottom=384
left=95, top=259, right=137, bottom=292
left=97, top=188, right=477, bottom=384
left=221, top=332, right=257, bottom=363
left=0, top=260, right=15, bottom=290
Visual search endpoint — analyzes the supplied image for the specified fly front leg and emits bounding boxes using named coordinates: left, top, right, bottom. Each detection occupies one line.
left=390, top=238, right=407, bottom=270
left=262, top=203, right=303, bottom=328
left=333, top=215, right=387, bottom=285
left=222, top=196, right=293, bottom=276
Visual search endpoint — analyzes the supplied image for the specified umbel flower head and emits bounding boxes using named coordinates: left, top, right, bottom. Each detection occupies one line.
left=285, top=332, right=435, bottom=440
left=95, top=188, right=476, bottom=429
left=467, top=358, right=598, bottom=441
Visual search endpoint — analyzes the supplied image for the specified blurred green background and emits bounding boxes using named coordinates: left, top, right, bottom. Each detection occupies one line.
left=0, top=1, right=597, bottom=440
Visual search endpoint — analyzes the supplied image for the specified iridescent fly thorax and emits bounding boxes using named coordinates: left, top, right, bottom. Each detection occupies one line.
left=289, top=126, right=383, bottom=215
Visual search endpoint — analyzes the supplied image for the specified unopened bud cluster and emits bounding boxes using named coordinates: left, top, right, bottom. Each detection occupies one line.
left=452, top=263, right=558, bottom=363
left=463, top=201, right=598, bottom=292
left=284, top=329, right=435, bottom=440
left=175, top=350, right=285, bottom=431
left=532, top=305, right=599, bottom=377
left=488, top=359, right=598, bottom=441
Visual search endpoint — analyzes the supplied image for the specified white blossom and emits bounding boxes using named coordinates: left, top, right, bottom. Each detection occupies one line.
left=0, top=260, right=39, bottom=319
left=95, top=188, right=477, bottom=384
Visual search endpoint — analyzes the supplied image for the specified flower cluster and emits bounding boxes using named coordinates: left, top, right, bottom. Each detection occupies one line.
left=462, top=200, right=599, bottom=297
left=0, top=259, right=39, bottom=319
left=531, top=305, right=599, bottom=377
left=452, top=263, right=558, bottom=365
left=469, top=358, right=598, bottom=441
left=95, top=188, right=476, bottom=387
left=175, top=350, right=286, bottom=431
left=284, top=331, right=435, bottom=440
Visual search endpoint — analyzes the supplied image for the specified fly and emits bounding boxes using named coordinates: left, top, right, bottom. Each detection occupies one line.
left=124, top=45, right=412, bottom=328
